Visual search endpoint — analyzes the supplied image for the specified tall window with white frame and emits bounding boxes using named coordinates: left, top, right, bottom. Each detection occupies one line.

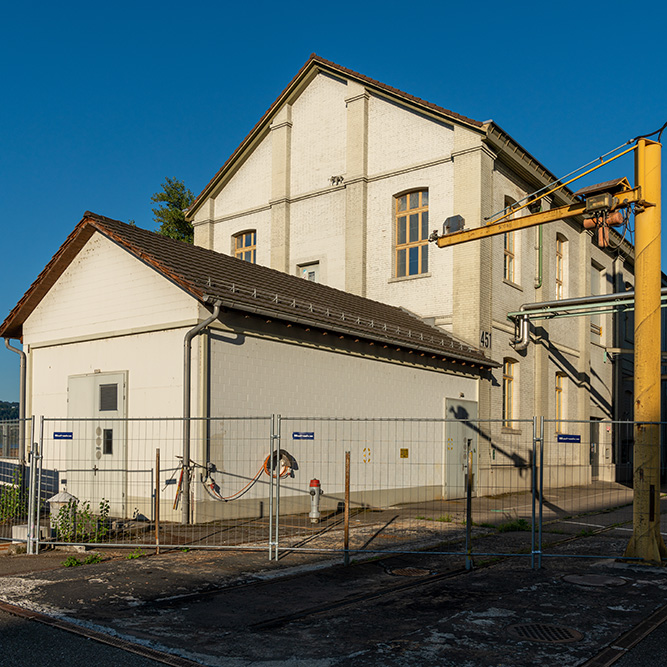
left=502, top=359, right=516, bottom=428
left=233, top=231, right=257, bottom=263
left=395, top=190, right=429, bottom=277
left=555, top=234, right=566, bottom=300
left=555, top=372, right=566, bottom=432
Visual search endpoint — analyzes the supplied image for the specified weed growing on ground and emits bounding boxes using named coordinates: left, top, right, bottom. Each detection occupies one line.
left=54, top=498, right=111, bottom=543
left=61, top=556, right=83, bottom=567
left=61, top=552, right=103, bottom=567
left=436, top=515, right=453, bottom=523
left=496, top=518, right=531, bottom=533
left=0, top=471, right=28, bottom=523
left=126, top=548, right=144, bottom=560
left=83, top=553, right=103, bottom=564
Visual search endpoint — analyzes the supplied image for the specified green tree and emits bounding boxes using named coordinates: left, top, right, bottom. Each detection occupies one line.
left=151, top=177, right=195, bottom=243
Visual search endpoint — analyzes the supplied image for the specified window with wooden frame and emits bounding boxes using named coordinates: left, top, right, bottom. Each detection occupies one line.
left=503, top=197, right=517, bottom=283
left=555, top=234, right=566, bottom=300
left=233, top=231, right=257, bottom=263
left=502, top=359, right=516, bottom=428
left=555, top=372, right=566, bottom=432
left=395, top=190, right=429, bottom=277
left=504, top=232, right=515, bottom=283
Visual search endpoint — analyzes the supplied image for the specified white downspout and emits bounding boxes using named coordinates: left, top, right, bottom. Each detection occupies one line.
left=4, top=338, right=27, bottom=463
left=182, top=300, right=221, bottom=525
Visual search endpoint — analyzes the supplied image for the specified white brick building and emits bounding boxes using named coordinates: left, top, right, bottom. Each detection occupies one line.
left=187, top=55, right=638, bottom=480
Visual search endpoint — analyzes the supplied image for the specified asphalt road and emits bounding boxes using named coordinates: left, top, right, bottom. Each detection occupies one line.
left=0, top=608, right=163, bottom=667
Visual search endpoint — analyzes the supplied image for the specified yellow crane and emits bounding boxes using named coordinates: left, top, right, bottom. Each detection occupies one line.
left=432, top=138, right=665, bottom=564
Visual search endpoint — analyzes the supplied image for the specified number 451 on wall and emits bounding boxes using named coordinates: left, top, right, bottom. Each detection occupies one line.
left=479, top=331, right=491, bottom=349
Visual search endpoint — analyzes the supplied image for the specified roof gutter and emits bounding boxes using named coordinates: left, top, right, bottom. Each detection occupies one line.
left=182, top=300, right=222, bottom=525
left=4, top=338, right=27, bottom=463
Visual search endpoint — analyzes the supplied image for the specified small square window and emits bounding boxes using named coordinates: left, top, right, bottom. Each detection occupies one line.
left=103, top=429, right=113, bottom=455
left=99, top=384, right=118, bottom=412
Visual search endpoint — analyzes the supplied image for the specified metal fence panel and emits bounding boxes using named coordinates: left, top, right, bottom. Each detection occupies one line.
left=38, top=417, right=275, bottom=551
left=539, top=419, right=638, bottom=561
left=30, top=415, right=665, bottom=566
left=0, top=418, right=32, bottom=545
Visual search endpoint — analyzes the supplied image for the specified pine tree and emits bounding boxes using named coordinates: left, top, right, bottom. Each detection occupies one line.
left=151, top=177, right=195, bottom=243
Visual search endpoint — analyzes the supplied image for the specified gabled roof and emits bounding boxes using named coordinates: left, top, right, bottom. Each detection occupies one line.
left=187, top=54, right=485, bottom=219
left=1, top=213, right=495, bottom=368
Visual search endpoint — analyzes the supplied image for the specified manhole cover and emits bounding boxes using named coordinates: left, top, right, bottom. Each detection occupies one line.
left=391, top=567, right=431, bottom=577
left=563, top=574, right=627, bottom=587
left=507, top=623, right=583, bottom=643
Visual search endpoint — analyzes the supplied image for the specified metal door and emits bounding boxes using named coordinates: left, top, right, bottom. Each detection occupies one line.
left=444, top=399, right=478, bottom=499
left=67, top=373, right=127, bottom=517
left=590, top=418, right=601, bottom=480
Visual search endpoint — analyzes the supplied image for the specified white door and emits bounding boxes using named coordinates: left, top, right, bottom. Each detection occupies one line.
left=67, top=373, right=127, bottom=517
left=444, top=399, right=478, bottom=499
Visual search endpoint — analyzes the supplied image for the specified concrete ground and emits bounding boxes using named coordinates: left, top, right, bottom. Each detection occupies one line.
left=1, top=497, right=667, bottom=665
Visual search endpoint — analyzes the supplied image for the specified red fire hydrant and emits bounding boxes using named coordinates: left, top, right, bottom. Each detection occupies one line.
left=309, top=479, right=323, bottom=523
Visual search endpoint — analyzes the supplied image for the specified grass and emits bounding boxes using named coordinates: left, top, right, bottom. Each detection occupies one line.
left=415, top=515, right=453, bottom=523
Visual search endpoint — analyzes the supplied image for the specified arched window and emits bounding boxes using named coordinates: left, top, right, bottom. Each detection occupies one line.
left=395, top=190, right=429, bottom=277
left=233, top=230, right=256, bottom=263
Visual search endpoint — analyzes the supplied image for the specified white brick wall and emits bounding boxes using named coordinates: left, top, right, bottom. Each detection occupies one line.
left=367, top=95, right=454, bottom=174
left=290, top=74, right=347, bottom=197
left=289, top=190, right=347, bottom=289
left=214, top=135, right=272, bottom=219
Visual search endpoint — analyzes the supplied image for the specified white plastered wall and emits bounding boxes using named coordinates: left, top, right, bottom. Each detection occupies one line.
left=21, top=233, right=205, bottom=520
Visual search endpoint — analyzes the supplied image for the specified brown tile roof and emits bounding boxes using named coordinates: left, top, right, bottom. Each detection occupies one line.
left=1, top=213, right=494, bottom=368
left=187, top=54, right=484, bottom=217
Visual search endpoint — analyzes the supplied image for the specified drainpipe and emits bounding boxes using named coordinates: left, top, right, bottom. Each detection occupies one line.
left=4, top=339, right=26, bottom=463
left=534, top=225, right=543, bottom=290
left=182, top=299, right=221, bottom=525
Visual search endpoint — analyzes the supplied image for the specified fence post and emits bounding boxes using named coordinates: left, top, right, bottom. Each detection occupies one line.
left=531, top=417, right=537, bottom=569
left=274, top=415, right=282, bottom=562
left=155, top=448, right=160, bottom=555
left=465, top=438, right=473, bottom=571
left=539, top=416, right=544, bottom=569
left=344, top=450, right=350, bottom=566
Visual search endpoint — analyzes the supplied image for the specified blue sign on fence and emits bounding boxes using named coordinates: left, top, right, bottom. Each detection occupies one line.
left=292, top=432, right=315, bottom=440
left=557, top=434, right=581, bottom=443
left=53, top=432, right=73, bottom=440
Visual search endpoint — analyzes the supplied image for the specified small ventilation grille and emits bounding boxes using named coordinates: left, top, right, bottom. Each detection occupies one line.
left=99, top=384, right=118, bottom=412
left=507, top=623, right=583, bottom=643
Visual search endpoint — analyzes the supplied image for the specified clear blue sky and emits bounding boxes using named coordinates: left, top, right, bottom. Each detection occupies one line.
left=1, top=0, right=665, bottom=402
